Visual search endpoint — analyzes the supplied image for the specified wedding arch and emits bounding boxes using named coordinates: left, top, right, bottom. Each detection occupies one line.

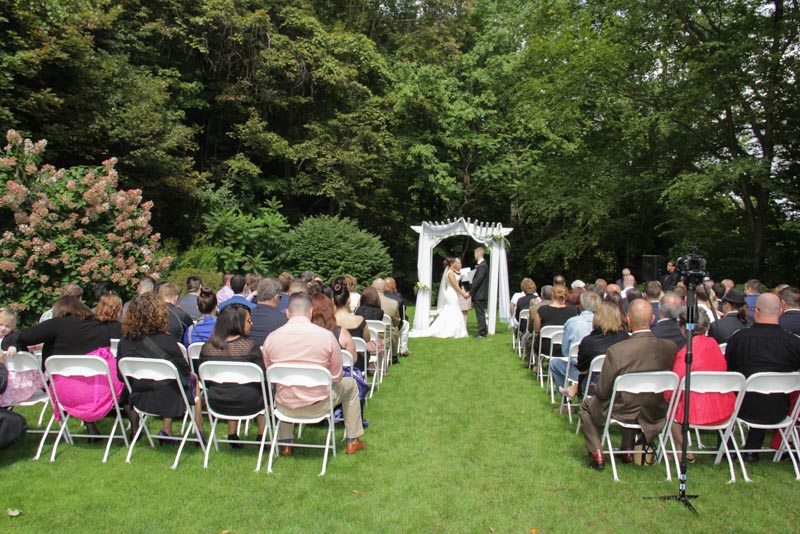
left=410, top=218, right=513, bottom=335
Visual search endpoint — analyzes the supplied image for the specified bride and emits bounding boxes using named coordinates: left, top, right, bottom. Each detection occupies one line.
left=410, top=257, right=469, bottom=339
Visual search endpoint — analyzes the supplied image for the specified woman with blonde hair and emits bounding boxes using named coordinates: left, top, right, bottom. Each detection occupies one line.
left=534, top=284, right=578, bottom=355
left=560, top=302, right=629, bottom=399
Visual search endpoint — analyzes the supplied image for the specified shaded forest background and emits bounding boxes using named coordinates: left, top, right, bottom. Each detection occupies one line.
left=2, top=0, right=798, bottom=292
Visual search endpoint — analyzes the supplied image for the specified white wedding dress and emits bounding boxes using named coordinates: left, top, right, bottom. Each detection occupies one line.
left=410, top=269, right=468, bottom=339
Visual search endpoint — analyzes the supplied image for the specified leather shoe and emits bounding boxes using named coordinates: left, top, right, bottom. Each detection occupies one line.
left=743, top=452, right=759, bottom=463
left=280, top=445, right=293, bottom=457
left=620, top=453, right=634, bottom=464
left=588, top=449, right=605, bottom=471
left=345, top=438, right=366, bottom=455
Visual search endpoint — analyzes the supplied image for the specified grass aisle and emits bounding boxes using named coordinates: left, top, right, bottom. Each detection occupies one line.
left=1, top=314, right=798, bottom=532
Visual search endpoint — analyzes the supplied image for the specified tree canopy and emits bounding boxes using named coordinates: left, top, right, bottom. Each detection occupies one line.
left=1, top=0, right=797, bottom=289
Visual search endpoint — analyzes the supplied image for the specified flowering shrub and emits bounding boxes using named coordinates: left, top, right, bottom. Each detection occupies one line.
left=0, top=130, right=171, bottom=325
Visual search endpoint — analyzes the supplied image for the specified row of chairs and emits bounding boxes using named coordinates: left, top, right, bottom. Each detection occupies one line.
left=510, top=330, right=800, bottom=483
left=10, top=325, right=395, bottom=476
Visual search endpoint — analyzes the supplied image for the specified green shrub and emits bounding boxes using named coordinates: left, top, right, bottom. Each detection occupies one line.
left=281, top=215, right=392, bottom=284
left=164, top=267, right=223, bottom=294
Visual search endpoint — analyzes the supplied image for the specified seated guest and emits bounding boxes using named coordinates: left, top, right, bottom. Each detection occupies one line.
left=534, top=284, right=578, bottom=356
left=178, top=276, right=203, bottom=321
left=550, top=291, right=602, bottom=391
left=355, top=287, right=385, bottom=321
left=579, top=300, right=677, bottom=470
left=122, top=276, right=155, bottom=319
left=567, top=287, right=584, bottom=309
left=333, top=277, right=371, bottom=372
left=157, top=283, right=193, bottom=344
left=199, top=303, right=266, bottom=447
left=0, top=309, right=46, bottom=407
left=311, top=293, right=356, bottom=357
left=91, top=281, right=113, bottom=312
left=249, top=278, right=288, bottom=346
left=664, top=309, right=735, bottom=461
left=245, top=273, right=261, bottom=302
left=386, top=277, right=409, bottom=356
left=262, top=293, right=366, bottom=455
left=696, top=284, right=719, bottom=323
left=184, top=287, right=217, bottom=345
left=216, top=274, right=234, bottom=306
left=508, top=280, right=528, bottom=331
left=725, top=293, right=800, bottom=461
left=373, top=278, right=400, bottom=361
left=345, top=275, right=361, bottom=313
left=744, top=279, right=761, bottom=320
left=277, top=272, right=293, bottom=314
left=708, top=289, right=749, bottom=344
left=94, top=293, right=123, bottom=339
left=39, top=283, right=83, bottom=323
left=644, top=281, right=662, bottom=327
left=779, top=286, right=800, bottom=335
left=288, top=279, right=309, bottom=296
left=384, top=277, right=406, bottom=321
left=10, top=295, right=119, bottom=436
left=514, top=278, right=538, bottom=334
left=528, top=284, right=552, bottom=335
left=117, top=293, right=200, bottom=443
left=651, top=292, right=686, bottom=350
left=560, top=302, right=630, bottom=399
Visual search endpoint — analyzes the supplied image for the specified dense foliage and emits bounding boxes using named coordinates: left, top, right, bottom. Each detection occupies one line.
left=281, top=215, right=392, bottom=284
left=0, top=130, right=170, bottom=325
left=1, top=0, right=797, bottom=289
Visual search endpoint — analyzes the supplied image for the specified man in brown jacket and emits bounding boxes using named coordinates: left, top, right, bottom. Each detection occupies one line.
left=579, top=299, right=678, bottom=470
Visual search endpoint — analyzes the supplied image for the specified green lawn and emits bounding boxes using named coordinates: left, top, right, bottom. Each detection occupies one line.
left=1, top=311, right=797, bottom=532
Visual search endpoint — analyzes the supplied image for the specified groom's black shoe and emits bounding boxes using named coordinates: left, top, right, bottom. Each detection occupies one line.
left=473, top=335, right=485, bottom=339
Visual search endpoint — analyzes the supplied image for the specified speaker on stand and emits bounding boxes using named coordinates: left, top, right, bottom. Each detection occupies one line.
left=641, top=255, right=663, bottom=283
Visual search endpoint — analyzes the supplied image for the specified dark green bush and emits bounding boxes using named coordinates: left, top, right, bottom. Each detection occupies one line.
left=281, top=216, right=392, bottom=284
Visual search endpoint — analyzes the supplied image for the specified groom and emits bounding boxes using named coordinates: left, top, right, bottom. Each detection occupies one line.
left=470, top=247, right=489, bottom=338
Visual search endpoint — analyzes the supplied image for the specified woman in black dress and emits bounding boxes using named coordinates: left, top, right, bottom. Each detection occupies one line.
left=199, top=302, right=266, bottom=447
left=332, top=277, right=370, bottom=371
left=117, top=293, right=198, bottom=443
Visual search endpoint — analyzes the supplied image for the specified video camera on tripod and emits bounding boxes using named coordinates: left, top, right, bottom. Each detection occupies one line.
left=675, top=246, right=708, bottom=287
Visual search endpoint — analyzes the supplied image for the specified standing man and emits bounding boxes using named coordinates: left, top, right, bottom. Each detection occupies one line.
left=663, top=261, right=680, bottom=291
left=470, top=247, right=489, bottom=338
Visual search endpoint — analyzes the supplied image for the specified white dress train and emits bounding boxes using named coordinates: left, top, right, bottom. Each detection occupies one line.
left=409, top=269, right=468, bottom=339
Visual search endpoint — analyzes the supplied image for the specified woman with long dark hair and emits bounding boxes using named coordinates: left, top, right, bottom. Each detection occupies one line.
left=199, top=302, right=266, bottom=447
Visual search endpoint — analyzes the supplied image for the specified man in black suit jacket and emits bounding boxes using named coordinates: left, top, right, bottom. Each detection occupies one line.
left=779, top=286, right=800, bottom=335
left=709, top=289, right=750, bottom=343
left=469, top=247, right=489, bottom=338
left=651, top=292, right=686, bottom=350
left=726, top=293, right=800, bottom=460
left=579, top=299, right=677, bottom=470
left=250, top=277, right=288, bottom=346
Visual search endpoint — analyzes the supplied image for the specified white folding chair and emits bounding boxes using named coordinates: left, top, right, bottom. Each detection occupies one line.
left=718, top=371, right=800, bottom=482
left=382, top=314, right=394, bottom=365
left=556, top=343, right=581, bottom=421
left=718, top=343, right=727, bottom=355
left=197, top=361, right=272, bottom=471
left=664, top=371, right=746, bottom=483
left=117, top=357, right=203, bottom=469
left=366, top=320, right=388, bottom=385
left=177, top=342, right=189, bottom=362
left=576, top=355, right=606, bottom=434
left=187, top=342, right=204, bottom=374
left=37, top=355, right=129, bottom=463
left=352, top=337, right=377, bottom=403
left=600, top=371, right=680, bottom=482
left=3, top=351, right=50, bottom=430
left=266, top=363, right=336, bottom=476
left=109, top=338, right=120, bottom=357
left=533, top=326, right=564, bottom=386
left=341, top=350, right=354, bottom=370
left=516, top=310, right=530, bottom=359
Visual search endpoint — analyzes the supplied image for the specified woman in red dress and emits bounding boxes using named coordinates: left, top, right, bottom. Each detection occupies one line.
left=665, top=308, right=735, bottom=461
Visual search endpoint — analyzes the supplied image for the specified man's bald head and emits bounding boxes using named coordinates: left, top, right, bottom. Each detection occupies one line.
left=754, top=292, right=781, bottom=324
left=627, top=299, right=655, bottom=331
left=372, top=278, right=386, bottom=293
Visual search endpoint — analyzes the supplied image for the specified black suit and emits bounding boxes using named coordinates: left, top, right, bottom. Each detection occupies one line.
left=651, top=319, right=686, bottom=350
left=726, top=323, right=800, bottom=449
left=779, top=310, right=800, bottom=335
left=709, top=313, right=748, bottom=344
left=470, top=260, right=489, bottom=336
left=249, top=304, right=288, bottom=346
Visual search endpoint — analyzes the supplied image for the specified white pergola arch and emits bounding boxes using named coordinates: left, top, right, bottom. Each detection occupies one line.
left=411, top=218, right=513, bottom=335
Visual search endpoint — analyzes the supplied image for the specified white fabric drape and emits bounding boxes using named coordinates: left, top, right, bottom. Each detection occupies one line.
left=411, top=218, right=513, bottom=335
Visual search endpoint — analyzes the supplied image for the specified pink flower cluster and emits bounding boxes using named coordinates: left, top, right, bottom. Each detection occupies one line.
left=0, top=130, right=173, bottom=324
